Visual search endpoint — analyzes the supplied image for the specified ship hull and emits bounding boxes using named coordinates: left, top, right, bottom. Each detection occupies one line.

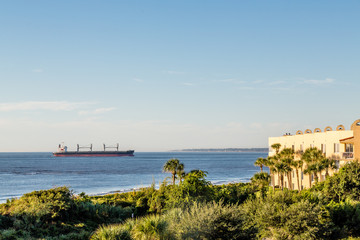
left=53, top=150, right=134, bottom=157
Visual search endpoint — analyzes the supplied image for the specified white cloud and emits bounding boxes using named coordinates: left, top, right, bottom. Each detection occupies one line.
left=133, top=78, right=144, bottom=83
left=251, top=122, right=263, bottom=129
left=182, top=82, right=194, bottom=86
left=216, top=79, right=246, bottom=84
left=300, top=78, right=335, bottom=85
left=252, top=80, right=264, bottom=84
left=0, top=101, right=93, bottom=111
left=78, top=107, right=116, bottom=116
left=163, top=70, right=186, bottom=75
left=268, top=80, right=286, bottom=85
left=238, top=87, right=254, bottom=90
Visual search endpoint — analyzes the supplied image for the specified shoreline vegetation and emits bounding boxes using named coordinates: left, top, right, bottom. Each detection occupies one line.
left=1, top=158, right=360, bottom=239
left=91, top=178, right=249, bottom=197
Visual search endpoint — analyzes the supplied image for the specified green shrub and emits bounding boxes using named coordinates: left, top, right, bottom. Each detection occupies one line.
left=167, top=201, right=254, bottom=240
left=132, top=215, right=172, bottom=240
left=322, top=161, right=360, bottom=202
left=242, top=191, right=334, bottom=240
left=327, top=200, right=360, bottom=238
left=90, top=224, right=132, bottom=240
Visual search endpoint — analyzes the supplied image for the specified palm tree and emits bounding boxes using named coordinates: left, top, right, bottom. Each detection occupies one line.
left=279, top=148, right=295, bottom=190
left=275, top=161, right=291, bottom=190
left=269, top=143, right=281, bottom=190
left=251, top=172, right=271, bottom=198
left=303, top=163, right=317, bottom=187
left=254, top=157, right=268, bottom=172
left=266, top=156, right=277, bottom=191
left=302, top=147, right=325, bottom=187
left=292, top=159, right=304, bottom=192
left=321, top=158, right=338, bottom=178
left=271, top=143, right=281, bottom=154
left=163, top=158, right=180, bottom=185
left=176, top=163, right=185, bottom=183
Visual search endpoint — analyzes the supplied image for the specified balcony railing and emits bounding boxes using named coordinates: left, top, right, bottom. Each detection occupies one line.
left=343, top=152, right=354, bottom=159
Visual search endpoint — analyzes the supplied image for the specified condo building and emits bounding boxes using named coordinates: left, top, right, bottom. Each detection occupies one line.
left=268, top=119, right=360, bottom=190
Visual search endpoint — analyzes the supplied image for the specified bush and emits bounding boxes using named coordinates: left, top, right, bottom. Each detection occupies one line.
left=242, top=191, right=334, bottom=240
left=327, top=200, right=360, bottom=238
left=322, top=161, right=360, bottom=202
left=167, top=201, right=254, bottom=240
left=132, top=215, right=172, bottom=240
left=90, top=224, right=132, bottom=240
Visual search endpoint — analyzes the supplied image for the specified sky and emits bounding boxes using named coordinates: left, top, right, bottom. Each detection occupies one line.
left=1, top=1, right=360, bottom=152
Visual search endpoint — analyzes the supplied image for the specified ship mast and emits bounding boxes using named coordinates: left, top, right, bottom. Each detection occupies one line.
left=103, top=143, right=120, bottom=152
left=77, top=144, right=93, bottom=152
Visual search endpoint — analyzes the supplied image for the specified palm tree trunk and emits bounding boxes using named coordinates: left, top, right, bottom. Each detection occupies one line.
left=172, top=172, right=176, bottom=185
left=270, top=169, right=275, bottom=192
left=296, top=169, right=300, bottom=192
left=314, top=172, right=319, bottom=182
left=287, top=172, right=292, bottom=190
left=277, top=173, right=280, bottom=187
left=280, top=175, right=284, bottom=190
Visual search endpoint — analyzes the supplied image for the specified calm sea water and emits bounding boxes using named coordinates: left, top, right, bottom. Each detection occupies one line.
left=0, top=152, right=267, bottom=202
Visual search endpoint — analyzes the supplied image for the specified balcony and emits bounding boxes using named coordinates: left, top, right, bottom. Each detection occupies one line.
left=343, top=152, right=354, bottom=159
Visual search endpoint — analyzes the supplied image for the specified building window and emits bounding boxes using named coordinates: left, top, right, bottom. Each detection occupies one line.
left=335, top=160, right=340, bottom=169
left=321, top=144, right=326, bottom=154
left=310, top=144, right=314, bottom=148
left=292, top=183, right=294, bottom=189
left=345, top=144, right=354, bottom=153
left=334, top=143, right=339, bottom=153
left=293, top=170, right=295, bottom=178
left=300, top=144, right=303, bottom=151
left=301, top=171, right=303, bottom=180
left=292, top=145, right=295, bottom=151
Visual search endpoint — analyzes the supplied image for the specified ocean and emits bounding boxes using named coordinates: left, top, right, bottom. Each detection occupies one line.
left=0, top=152, right=268, bottom=202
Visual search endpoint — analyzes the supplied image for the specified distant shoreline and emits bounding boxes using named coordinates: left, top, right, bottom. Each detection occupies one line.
left=172, top=148, right=268, bottom=153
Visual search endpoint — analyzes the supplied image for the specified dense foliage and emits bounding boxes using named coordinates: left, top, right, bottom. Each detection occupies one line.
left=2, top=159, right=360, bottom=239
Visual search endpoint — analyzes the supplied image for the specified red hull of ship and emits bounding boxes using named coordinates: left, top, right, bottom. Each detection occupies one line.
left=53, top=150, right=135, bottom=157
left=53, top=153, right=134, bottom=157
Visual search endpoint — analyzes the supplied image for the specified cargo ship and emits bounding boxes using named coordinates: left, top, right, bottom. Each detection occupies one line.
left=53, top=143, right=134, bottom=157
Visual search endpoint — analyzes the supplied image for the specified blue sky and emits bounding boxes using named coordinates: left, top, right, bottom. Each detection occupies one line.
left=1, top=1, right=359, bottom=151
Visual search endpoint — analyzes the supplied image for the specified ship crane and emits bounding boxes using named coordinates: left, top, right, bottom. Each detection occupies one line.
left=77, top=144, right=93, bottom=152
left=103, top=143, right=119, bottom=152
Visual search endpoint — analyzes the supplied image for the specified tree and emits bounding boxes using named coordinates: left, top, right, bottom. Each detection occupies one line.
left=321, top=158, right=338, bottom=178
left=323, top=160, right=360, bottom=202
left=302, top=147, right=325, bottom=187
left=292, top=158, right=304, bottom=192
left=176, top=163, right=185, bottom=183
left=255, top=157, right=268, bottom=172
left=279, top=148, right=295, bottom=190
left=268, top=143, right=282, bottom=189
left=251, top=172, right=271, bottom=198
left=274, top=162, right=292, bottom=190
left=271, top=143, right=281, bottom=155
left=267, top=154, right=281, bottom=189
left=163, top=159, right=180, bottom=185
